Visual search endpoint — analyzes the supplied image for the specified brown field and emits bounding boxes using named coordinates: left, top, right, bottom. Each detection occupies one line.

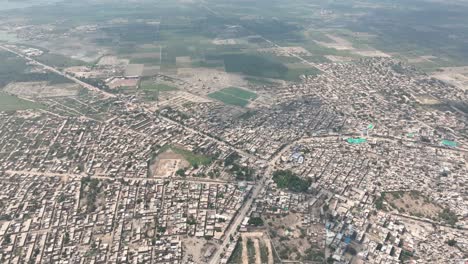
left=432, top=66, right=468, bottom=91
left=265, top=213, right=325, bottom=262
left=125, top=64, right=144, bottom=77
left=97, top=55, right=129, bottom=66
left=414, top=95, right=441, bottom=105
left=4, top=81, right=80, bottom=98
left=240, top=232, right=274, bottom=264
left=385, top=191, right=442, bottom=218
left=258, top=46, right=312, bottom=57
left=107, top=78, right=139, bottom=89
left=150, top=150, right=189, bottom=177
left=142, top=66, right=161, bottom=76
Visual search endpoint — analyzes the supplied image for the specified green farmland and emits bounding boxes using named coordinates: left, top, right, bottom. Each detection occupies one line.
left=0, top=93, right=43, bottom=111
left=208, top=87, right=257, bottom=107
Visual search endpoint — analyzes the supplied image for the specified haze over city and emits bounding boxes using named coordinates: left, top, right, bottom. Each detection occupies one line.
left=0, top=0, right=466, bottom=263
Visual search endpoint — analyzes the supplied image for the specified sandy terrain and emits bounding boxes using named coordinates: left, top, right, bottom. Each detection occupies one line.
left=240, top=232, right=274, bottom=264
left=107, top=78, right=138, bottom=89
left=315, top=33, right=391, bottom=58
left=213, top=38, right=238, bottom=45
left=265, top=213, right=325, bottom=261
left=407, top=55, right=437, bottom=63
left=150, top=150, right=189, bottom=177
left=176, top=56, right=192, bottom=67
left=414, top=95, right=441, bottom=105
left=155, top=90, right=213, bottom=110
left=258, top=46, right=312, bottom=57
left=97, top=55, right=129, bottom=66
left=176, top=68, right=247, bottom=93
left=131, top=52, right=160, bottom=59
left=325, top=55, right=355, bottom=62
left=253, top=239, right=261, bottom=264
left=183, top=237, right=216, bottom=263
left=4, top=81, right=80, bottom=98
left=353, top=50, right=391, bottom=57
left=386, top=191, right=442, bottom=218
left=315, top=34, right=354, bottom=50
left=125, top=64, right=144, bottom=77
left=432, top=66, right=468, bottom=91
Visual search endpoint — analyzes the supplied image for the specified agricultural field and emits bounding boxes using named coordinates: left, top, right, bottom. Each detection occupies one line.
left=139, top=78, right=178, bottom=101
left=0, top=50, right=75, bottom=89
left=0, top=92, right=43, bottom=111
left=208, top=87, right=257, bottom=107
left=158, top=144, right=213, bottom=168
left=140, top=79, right=178, bottom=92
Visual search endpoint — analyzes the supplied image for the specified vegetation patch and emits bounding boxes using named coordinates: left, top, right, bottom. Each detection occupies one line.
left=36, top=52, right=87, bottom=68
left=272, top=170, right=311, bottom=193
left=0, top=51, right=72, bottom=87
left=227, top=239, right=243, bottom=264
left=0, top=93, right=43, bottom=111
left=140, top=79, right=177, bottom=92
left=159, top=144, right=213, bottom=168
left=247, top=238, right=256, bottom=264
left=208, top=87, right=257, bottom=107
left=383, top=191, right=443, bottom=219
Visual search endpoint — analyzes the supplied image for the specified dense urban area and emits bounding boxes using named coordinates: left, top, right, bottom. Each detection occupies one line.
left=0, top=0, right=467, bottom=263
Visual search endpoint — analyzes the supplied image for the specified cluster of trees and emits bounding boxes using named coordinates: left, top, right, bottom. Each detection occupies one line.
left=78, top=77, right=113, bottom=93
left=0, top=52, right=72, bottom=87
left=272, top=170, right=311, bottom=193
left=224, top=152, right=255, bottom=181
left=248, top=217, right=264, bottom=226
left=438, top=208, right=458, bottom=226
left=81, top=177, right=101, bottom=213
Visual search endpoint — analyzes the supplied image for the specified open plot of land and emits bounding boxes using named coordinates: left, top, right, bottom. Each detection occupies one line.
left=176, top=68, right=247, bottom=93
left=140, top=79, right=178, bottom=92
left=97, top=56, right=129, bottom=66
left=265, top=213, right=325, bottom=262
left=432, top=66, right=468, bottom=91
left=208, top=87, right=257, bottom=107
left=183, top=237, right=216, bottom=264
left=0, top=92, right=43, bottom=111
left=125, top=64, right=144, bottom=77
left=313, top=33, right=390, bottom=58
left=156, top=90, right=213, bottom=110
left=258, top=46, right=312, bottom=57
left=35, top=52, right=87, bottom=68
left=157, top=144, right=213, bottom=168
left=107, top=78, right=138, bottom=89
left=238, top=232, right=274, bottom=264
left=150, top=149, right=189, bottom=177
left=385, top=191, right=443, bottom=218
left=176, top=56, right=192, bottom=67
left=142, top=66, right=161, bottom=76
left=4, top=81, right=80, bottom=98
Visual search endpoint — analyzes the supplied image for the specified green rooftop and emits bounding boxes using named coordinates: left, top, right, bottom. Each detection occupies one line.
left=441, top=140, right=458, bottom=147
left=347, top=138, right=367, bottom=144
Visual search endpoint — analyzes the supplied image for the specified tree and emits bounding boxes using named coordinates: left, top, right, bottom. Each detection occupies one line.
left=248, top=217, right=264, bottom=226
left=176, top=168, right=186, bottom=177
left=447, top=239, right=457, bottom=246
left=272, top=170, right=311, bottom=192
left=64, top=232, right=70, bottom=245
left=3, top=234, right=11, bottom=244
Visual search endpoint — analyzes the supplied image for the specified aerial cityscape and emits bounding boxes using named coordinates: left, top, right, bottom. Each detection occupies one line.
left=0, top=0, right=466, bottom=263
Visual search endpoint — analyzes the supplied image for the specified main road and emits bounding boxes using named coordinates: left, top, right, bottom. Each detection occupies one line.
left=1, top=42, right=303, bottom=264
left=208, top=140, right=295, bottom=264
left=0, top=45, right=116, bottom=98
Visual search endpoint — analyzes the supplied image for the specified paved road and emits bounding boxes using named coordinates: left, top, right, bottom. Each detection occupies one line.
left=0, top=45, right=116, bottom=98
left=4, top=169, right=234, bottom=185
left=208, top=140, right=295, bottom=264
